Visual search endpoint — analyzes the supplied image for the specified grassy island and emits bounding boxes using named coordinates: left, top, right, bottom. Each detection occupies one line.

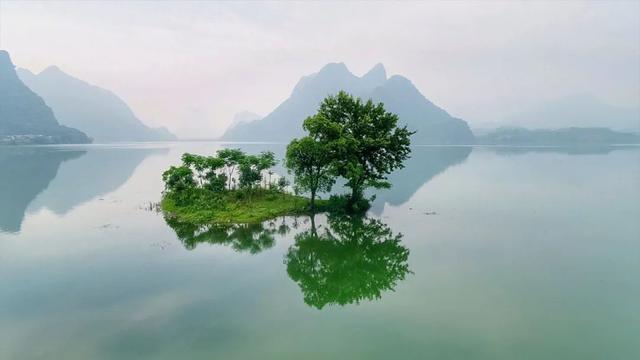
left=160, top=149, right=329, bottom=225
left=161, top=189, right=328, bottom=224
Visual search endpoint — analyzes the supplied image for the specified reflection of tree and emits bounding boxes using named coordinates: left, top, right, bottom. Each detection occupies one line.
left=285, top=214, right=411, bottom=309
left=165, top=216, right=289, bottom=254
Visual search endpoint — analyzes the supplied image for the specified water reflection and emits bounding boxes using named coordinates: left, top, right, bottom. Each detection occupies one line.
left=370, top=146, right=471, bottom=213
left=0, top=145, right=165, bottom=233
left=30, top=147, right=166, bottom=214
left=483, top=145, right=640, bottom=156
left=165, top=216, right=290, bottom=253
left=285, top=214, right=411, bottom=309
left=163, top=209, right=411, bottom=309
left=0, top=147, right=85, bottom=232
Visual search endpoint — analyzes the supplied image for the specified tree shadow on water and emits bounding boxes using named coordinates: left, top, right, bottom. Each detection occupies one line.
left=285, top=213, right=411, bottom=309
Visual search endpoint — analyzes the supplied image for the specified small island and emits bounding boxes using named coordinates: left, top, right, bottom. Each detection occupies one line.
left=160, top=91, right=414, bottom=224
left=161, top=149, right=330, bottom=224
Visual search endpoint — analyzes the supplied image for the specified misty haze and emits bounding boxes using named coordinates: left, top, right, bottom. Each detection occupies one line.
left=0, top=1, right=638, bottom=359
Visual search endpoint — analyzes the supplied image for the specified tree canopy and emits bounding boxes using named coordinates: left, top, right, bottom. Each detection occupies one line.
left=285, top=136, right=335, bottom=209
left=162, top=149, right=278, bottom=195
left=299, top=91, right=413, bottom=210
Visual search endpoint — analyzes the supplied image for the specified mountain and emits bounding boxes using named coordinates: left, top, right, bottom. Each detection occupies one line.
left=0, top=50, right=91, bottom=145
left=230, top=111, right=262, bottom=127
left=505, top=94, right=640, bottom=132
left=17, top=66, right=176, bottom=142
left=220, top=63, right=475, bottom=144
left=476, top=127, right=640, bottom=146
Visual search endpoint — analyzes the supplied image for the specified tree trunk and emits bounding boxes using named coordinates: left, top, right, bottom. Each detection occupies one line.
left=348, top=184, right=363, bottom=212
left=310, top=188, right=316, bottom=211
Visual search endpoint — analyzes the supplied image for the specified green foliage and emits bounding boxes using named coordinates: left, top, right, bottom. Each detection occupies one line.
left=326, top=194, right=371, bottom=215
left=161, top=188, right=328, bottom=225
left=302, top=91, right=413, bottom=209
left=277, top=176, right=290, bottom=191
left=203, top=172, right=227, bottom=192
left=238, top=151, right=277, bottom=190
left=161, top=148, right=331, bottom=225
left=217, top=148, right=245, bottom=189
left=285, top=136, right=335, bottom=209
left=258, top=151, right=277, bottom=171
left=285, top=214, right=411, bottom=309
left=180, top=153, right=225, bottom=189
left=238, top=154, right=262, bottom=189
left=162, top=166, right=196, bottom=194
left=163, top=149, right=280, bottom=196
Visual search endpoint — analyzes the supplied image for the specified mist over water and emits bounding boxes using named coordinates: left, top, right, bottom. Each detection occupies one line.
left=1, top=142, right=638, bottom=359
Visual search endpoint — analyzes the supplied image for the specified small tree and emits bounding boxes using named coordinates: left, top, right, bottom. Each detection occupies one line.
left=285, top=136, right=335, bottom=210
left=278, top=176, right=290, bottom=199
left=238, top=155, right=261, bottom=190
left=217, top=148, right=245, bottom=190
left=303, top=91, right=413, bottom=211
left=181, top=153, right=208, bottom=186
left=278, top=176, right=290, bottom=191
left=162, top=166, right=196, bottom=193
left=257, top=151, right=277, bottom=188
left=237, top=151, right=277, bottom=191
left=180, top=153, right=228, bottom=192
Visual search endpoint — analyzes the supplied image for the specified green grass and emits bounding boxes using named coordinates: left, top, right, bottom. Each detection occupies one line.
left=161, top=189, right=328, bottom=224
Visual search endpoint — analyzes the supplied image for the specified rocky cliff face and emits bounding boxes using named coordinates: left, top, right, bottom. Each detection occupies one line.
left=221, top=63, right=475, bottom=144
left=0, top=50, right=91, bottom=144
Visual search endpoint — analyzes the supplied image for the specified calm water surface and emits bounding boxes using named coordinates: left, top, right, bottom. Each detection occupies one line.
left=1, top=142, right=638, bottom=359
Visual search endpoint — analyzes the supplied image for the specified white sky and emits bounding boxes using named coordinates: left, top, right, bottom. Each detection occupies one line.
left=1, top=0, right=638, bottom=138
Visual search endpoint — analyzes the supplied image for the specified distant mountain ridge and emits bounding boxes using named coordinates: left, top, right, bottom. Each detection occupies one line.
left=0, top=50, right=91, bottom=145
left=18, top=66, right=176, bottom=142
left=221, top=63, right=475, bottom=144
left=505, top=94, right=640, bottom=132
left=477, top=127, right=640, bottom=145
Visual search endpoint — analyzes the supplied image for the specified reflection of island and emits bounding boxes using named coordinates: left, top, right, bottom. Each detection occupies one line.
left=370, top=146, right=471, bottom=213
left=165, top=216, right=290, bottom=253
left=285, top=214, right=411, bottom=309
left=0, top=147, right=84, bottom=233
left=0, top=146, right=165, bottom=233
left=29, top=147, right=165, bottom=215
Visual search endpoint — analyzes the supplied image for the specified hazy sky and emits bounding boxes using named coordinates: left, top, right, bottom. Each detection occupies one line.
left=1, top=0, right=638, bottom=138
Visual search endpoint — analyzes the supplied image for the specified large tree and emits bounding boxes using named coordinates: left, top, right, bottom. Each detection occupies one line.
left=303, top=91, right=413, bottom=210
left=285, top=136, right=335, bottom=210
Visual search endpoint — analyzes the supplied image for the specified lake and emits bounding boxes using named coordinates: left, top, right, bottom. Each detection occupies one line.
left=1, top=142, right=638, bottom=359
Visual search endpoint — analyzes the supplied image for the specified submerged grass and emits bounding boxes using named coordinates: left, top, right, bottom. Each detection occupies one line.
left=161, top=188, right=328, bottom=224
